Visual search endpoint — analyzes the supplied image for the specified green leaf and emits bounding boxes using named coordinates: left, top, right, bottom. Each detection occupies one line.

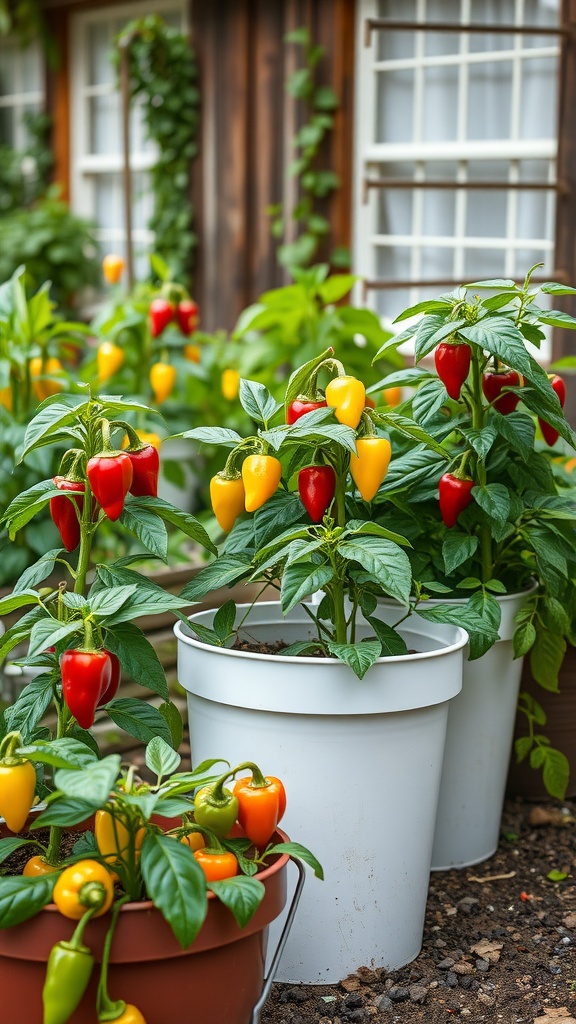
left=0, top=590, right=40, bottom=616
left=318, top=274, right=356, bottom=304
left=141, top=833, right=207, bottom=948
left=0, top=874, right=59, bottom=927
left=326, top=640, right=382, bottom=679
left=90, top=585, right=138, bottom=617
left=2, top=479, right=60, bottom=538
left=538, top=309, right=576, bottom=330
left=515, top=735, right=533, bottom=763
left=106, top=698, right=175, bottom=747
left=541, top=281, right=576, bottom=295
left=547, top=869, right=568, bottom=882
left=344, top=520, right=412, bottom=548
left=280, top=562, right=333, bottom=614
left=146, top=737, right=181, bottom=778
left=472, top=483, right=510, bottom=525
left=212, top=600, right=236, bottom=641
left=4, top=674, right=54, bottom=739
left=461, top=424, right=498, bottom=461
left=542, top=747, right=570, bottom=801
left=284, top=348, right=332, bottom=417
left=55, top=755, right=121, bottom=805
left=27, top=617, right=82, bottom=659
left=32, top=797, right=99, bottom=828
left=180, top=556, right=252, bottom=602
left=465, top=277, right=517, bottom=289
left=177, top=426, right=242, bottom=448
left=492, top=412, right=535, bottom=462
left=159, top=700, right=184, bottom=749
left=530, top=630, right=566, bottom=692
left=375, top=410, right=449, bottom=458
left=414, top=316, right=465, bottom=361
left=393, top=299, right=453, bottom=323
left=238, top=378, right=281, bottom=425
left=513, top=621, right=536, bottom=659
left=266, top=841, right=324, bottom=879
left=104, top=622, right=169, bottom=700
left=338, top=537, right=412, bottom=605
left=366, top=616, right=408, bottom=656
left=19, top=401, right=83, bottom=462
left=17, top=738, right=98, bottom=769
left=0, top=837, right=39, bottom=865
left=103, top=589, right=190, bottom=626
left=208, top=876, right=265, bottom=927
left=412, top=378, right=449, bottom=424
left=119, top=505, right=168, bottom=561
left=442, top=533, right=479, bottom=575
left=12, top=550, right=62, bottom=594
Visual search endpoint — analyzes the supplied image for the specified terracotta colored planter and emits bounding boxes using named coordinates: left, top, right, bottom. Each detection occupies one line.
left=507, top=646, right=576, bottom=800
left=0, top=828, right=293, bottom=1024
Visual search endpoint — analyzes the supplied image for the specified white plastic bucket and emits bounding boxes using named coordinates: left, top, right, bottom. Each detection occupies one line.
left=175, top=602, right=466, bottom=983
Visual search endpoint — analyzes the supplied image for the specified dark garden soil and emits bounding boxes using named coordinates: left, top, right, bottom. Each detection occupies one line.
left=260, top=798, right=576, bottom=1024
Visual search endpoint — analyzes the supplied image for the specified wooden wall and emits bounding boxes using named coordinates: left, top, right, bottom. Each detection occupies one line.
left=190, top=0, right=355, bottom=331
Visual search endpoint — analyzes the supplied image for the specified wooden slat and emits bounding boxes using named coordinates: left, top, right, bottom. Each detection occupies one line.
left=553, top=1, right=576, bottom=428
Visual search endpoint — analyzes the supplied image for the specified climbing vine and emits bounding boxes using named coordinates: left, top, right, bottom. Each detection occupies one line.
left=268, top=26, right=349, bottom=272
left=114, top=15, right=200, bottom=285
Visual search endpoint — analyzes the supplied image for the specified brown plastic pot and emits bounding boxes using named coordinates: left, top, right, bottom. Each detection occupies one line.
left=0, top=827, right=294, bottom=1024
left=507, top=646, right=576, bottom=800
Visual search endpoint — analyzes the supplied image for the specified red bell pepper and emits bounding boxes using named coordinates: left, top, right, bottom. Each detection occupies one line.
left=126, top=444, right=160, bottom=498
left=434, top=342, right=472, bottom=401
left=176, top=299, right=199, bottom=336
left=286, top=398, right=327, bottom=425
left=538, top=374, right=566, bottom=446
left=481, top=370, right=521, bottom=414
left=49, top=477, right=85, bottom=552
left=86, top=451, right=133, bottom=521
left=298, top=465, right=336, bottom=523
left=149, top=297, right=174, bottom=338
left=97, top=651, right=121, bottom=706
left=438, top=473, right=475, bottom=528
left=61, top=650, right=112, bottom=729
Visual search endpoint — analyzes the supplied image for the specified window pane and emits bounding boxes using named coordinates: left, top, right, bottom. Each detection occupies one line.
left=132, top=171, right=154, bottom=230
left=424, top=0, right=465, bottom=57
left=422, top=65, right=459, bottom=141
left=520, top=57, right=557, bottom=138
left=0, top=45, right=16, bottom=95
left=20, top=45, right=42, bottom=92
left=469, top=0, right=516, bottom=52
left=463, top=248, right=506, bottom=278
left=376, top=69, right=414, bottom=143
left=422, top=188, right=456, bottom=236
left=89, top=93, right=120, bottom=154
left=467, top=61, right=513, bottom=139
left=377, top=185, right=412, bottom=235
left=376, top=0, right=416, bottom=60
left=95, top=174, right=122, bottom=230
left=466, top=190, right=508, bottom=238
left=89, top=21, right=115, bottom=87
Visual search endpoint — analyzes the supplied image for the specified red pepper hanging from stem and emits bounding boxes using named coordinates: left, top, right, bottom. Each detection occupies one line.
left=538, top=374, right=566, bottom=446
left=50, top=477, right=85, bottom=552
left=87, top=421, right=133, bottom=521
left=61, top=648, right=112, bottom=729
left=438, top=472, right=475, bottom=529
left=298, top=465, right=336, bottom=523
left=434, top=342, right=472, bottom=401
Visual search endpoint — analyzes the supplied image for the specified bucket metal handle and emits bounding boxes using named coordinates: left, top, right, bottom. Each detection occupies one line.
left=251, top=858, right=306, bottom=1024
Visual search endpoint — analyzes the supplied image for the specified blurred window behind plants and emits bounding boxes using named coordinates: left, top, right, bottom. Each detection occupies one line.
left=354, top=0, right=561, bottom=360
left=69, top=0, right=187, bottom=280
left=0, top=32, right=99, bottom=310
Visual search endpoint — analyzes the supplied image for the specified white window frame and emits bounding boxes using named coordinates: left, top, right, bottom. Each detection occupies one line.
left=353, top=0, right=561, bottom=352
left=0, top=40, right=44, bottom=150
left=69, top=0, right=188, bottom=255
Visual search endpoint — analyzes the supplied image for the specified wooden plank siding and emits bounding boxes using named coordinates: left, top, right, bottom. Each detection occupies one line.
left=553, top=0, right=576, bottom=424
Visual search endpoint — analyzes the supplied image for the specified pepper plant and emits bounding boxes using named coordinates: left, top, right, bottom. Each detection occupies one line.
left=370, top=264, right=576, bottom=794
left=0, top=388, right=217, bottom=866
left=177, top=347, right=451, bottom=680
left=0, top=737, right=321, bottom=1023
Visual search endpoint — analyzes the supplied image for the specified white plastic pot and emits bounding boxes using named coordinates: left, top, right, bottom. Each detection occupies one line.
left=175, top=601, right=467, bottom=983
left=429, top=588, right=536, bottom=870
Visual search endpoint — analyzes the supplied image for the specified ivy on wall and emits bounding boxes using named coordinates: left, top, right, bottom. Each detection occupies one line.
left=268, top=26, right=350, bottom=273
left=0, top=112, right=53, bottom=213
left=114, top=15, right=200, bottom=285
